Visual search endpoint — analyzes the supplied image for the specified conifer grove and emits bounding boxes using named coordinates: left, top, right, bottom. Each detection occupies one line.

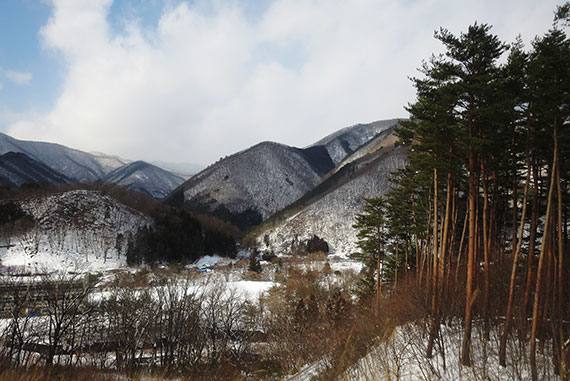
left=353, top=5, right=570, bottom=379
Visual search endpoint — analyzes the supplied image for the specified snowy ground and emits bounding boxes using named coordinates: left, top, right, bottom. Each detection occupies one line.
left=0, top=248, right=128, bottom=273
left=343, top=321, right=559, bottom=381
left=189, top=254, right=237, bottom=269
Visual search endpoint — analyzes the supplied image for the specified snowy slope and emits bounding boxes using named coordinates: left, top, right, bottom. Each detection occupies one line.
left=0, top=152, right=70, bottom=186
left=256, top=146, right=408, bottom=257
left=167, top=142, right=333, bottom=227
left=310, top=119, right=399, bottom=165
left=104, top=161, right=185, bottom=199
left=331, top=129, right=398, bottom=175
left=0, top=132, right=126, bottom=181
left=0, top=190, right=152, bottom=271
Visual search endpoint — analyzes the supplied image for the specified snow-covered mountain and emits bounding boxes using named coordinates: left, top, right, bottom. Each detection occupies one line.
left=310, top=119, right=399, bottom=165
left=0, top=133, right=184, bottom=198
left=166, top=119, right=402, bottom=230
left=255, top=143, right=408, bottom=257
left=0, top=190, right=152, bottom=271
left=104, top=161, right=185, bottom=199
left=0, top=132, right=126, bottom=181
left=166, top=142, right=334, bottom=229
left=0, top=152, right=70, bottom=187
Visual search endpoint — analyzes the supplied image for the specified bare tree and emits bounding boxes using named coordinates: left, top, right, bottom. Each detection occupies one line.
left=39, top=270, right=95, bottom=367
left=152, top=274, right=205, bottom=369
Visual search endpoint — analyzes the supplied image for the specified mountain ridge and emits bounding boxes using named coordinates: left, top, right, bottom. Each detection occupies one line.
left=167, top=119, right=402, bottom=230
left=0, top=132, right=183, bottom=198
left=104, top=161, right=185, bottom=199
left=0, top=152, right=71, bottom=187
left=166, top=140, right=331, bottom=229
left=255, top=144, right=408, bottom=256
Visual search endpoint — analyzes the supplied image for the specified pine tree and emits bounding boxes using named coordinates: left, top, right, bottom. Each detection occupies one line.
left=430, top=24, right=508, bottom=366
left=499, top=38, right=531, bottom=367
left=351, top=197, right=388, bottom=306
left=400, top=23, right=508, bottom=363
left=249, top=248, right=262, bottom=273
left=526, top=27, right=570, bottom=381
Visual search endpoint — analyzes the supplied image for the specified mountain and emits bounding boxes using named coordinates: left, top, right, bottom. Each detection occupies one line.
left=104, top=161, right=185, bottom=199
left=310, top=119, right=399, bottom=165
left=0, top=132, right=126, bottom=181
left=0, top=133, right=184, bottom=198
left=0, top=152, right=70, bottom=187
left=253, top=140, right=408, bottom=257
left=0, top=189, right=152, bottom=271
left=165, top=119, right=402, bottom=230
left=166, top=141, right=335, bottom=229
left=330, top=125, right=398, bottom=175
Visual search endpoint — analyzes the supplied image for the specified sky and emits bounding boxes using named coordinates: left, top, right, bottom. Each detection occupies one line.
left=0, top=0, right=564, bottom=165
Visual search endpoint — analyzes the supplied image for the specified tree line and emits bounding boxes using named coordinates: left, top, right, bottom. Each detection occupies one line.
left=353, top=5, right=569, bottom=379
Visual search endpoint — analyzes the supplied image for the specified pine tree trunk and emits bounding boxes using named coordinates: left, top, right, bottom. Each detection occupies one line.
left=543, top=226, right=554, bottom=334
left=405, top=239, right=409, bottom=274
left=461, top=136, right=477, bottom=367
left=425, top=206, right=433, bottom=297
left=395, top=238, right=400, bottom=287
left=488, top=170, right=494, bottom=262
left=376, top=227, right=382, bottom=308
left=512, top=135, right=518, bottom=257
left=555, top=127, right=565, bottom=380
left=530, top=129, right=558, bottom=381
left=440, top=172, right=452, bottom=300
left=481, top=160, right=490, bottom=338
left=446, top=188, right=458, bottom=300
left=455, top=205, right=469, bottom=287
left=499, top=160, right=530, bottom=366
left=524, top=156, right=540, bottom=315
left=427, top=166, right=439, bottom=358
left=413, top=197, right=421, bottom=285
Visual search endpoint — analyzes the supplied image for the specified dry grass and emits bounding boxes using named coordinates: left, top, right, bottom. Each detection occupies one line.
left=0, top=366, right=121, bottom=381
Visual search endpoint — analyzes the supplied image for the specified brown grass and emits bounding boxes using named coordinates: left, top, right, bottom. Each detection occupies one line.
left=0, top=366, right=121, bottom=381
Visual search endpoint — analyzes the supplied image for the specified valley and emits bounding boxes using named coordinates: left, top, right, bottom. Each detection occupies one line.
left=0, top=2, right=568, bottom=379
left=0, top=119, right=403, bottom=379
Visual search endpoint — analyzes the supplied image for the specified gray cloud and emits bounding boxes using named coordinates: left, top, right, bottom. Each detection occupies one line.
left=6, top=0, right=562, bottom=165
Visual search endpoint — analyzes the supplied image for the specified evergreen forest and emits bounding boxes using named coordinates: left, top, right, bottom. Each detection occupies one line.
left=352, top=5, right=570, bottom=380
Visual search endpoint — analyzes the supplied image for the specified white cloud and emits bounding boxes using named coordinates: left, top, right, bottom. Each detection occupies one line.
left=5, top=0, right=563, bottom=164
left=1, top=68, right=33, bottom=85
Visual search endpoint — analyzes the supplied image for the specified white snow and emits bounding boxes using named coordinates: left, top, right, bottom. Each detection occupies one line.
left=344, top=321, right=559, bottom=381
left=228, top=280, right=275, bottom=300
left=192, top=254, right=232, bottom=269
